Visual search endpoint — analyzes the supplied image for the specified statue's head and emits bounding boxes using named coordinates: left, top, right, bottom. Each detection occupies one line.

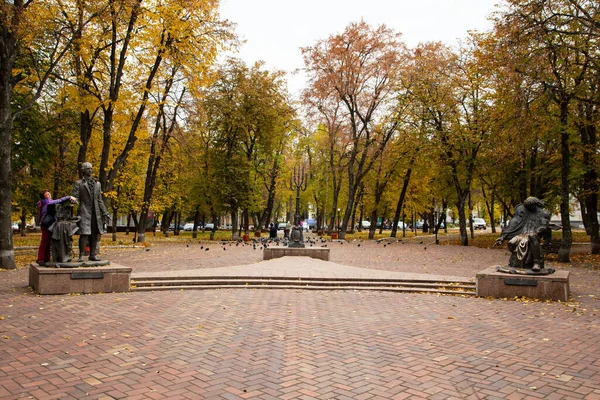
left=524, top=196, right=544, bottom=210
left=81, top=162, right=93, bottom=177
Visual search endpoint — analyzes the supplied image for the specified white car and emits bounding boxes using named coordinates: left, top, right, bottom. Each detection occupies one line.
left=183, top=223, right=195, bottom=231
left=204, top=223, right=214, bottom=230
left=359, top=220, right=371, bottom=229
left=473, top=218, right=487, bottom=230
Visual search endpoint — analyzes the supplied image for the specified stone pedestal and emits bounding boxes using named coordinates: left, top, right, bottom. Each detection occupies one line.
left=29, top=263, right=131, bottom=295
left=476, top=266, right=569, bottom=301
left=263, top=247, right=330, bottom=261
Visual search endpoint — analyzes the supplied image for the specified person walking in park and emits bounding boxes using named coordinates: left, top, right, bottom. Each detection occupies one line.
left=269, top=223, right=278, bottom=239
left=72, top=162, right=111, bottom=262
left=36, top=190, right=76, bottom=265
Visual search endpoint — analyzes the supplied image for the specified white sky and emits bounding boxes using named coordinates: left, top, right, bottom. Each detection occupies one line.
left=219, top=0, right=502, bottom=97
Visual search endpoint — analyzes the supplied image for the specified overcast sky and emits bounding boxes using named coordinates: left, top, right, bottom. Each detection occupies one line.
left=219, top=0, right=503, bottom=97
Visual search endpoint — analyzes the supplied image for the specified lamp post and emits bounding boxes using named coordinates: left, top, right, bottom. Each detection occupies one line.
left=434, top=210, right=439, bottom=244
left=293, top=164, right=307, bottom=226
left=289, top=164, right=307, bottom=248
left=337, top=208, right=341, bottom=232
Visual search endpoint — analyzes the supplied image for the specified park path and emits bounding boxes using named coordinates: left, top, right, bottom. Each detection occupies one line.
left=1, top=239, right=599, bottom=399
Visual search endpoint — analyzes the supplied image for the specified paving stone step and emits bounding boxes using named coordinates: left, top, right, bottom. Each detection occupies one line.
left=132, top=278, right=474, bottom=289
left=130, top=284, right=475, bottom=295
left=130, top=276, right=476, bottom=295
left=132, top=275, right=475, bottom=285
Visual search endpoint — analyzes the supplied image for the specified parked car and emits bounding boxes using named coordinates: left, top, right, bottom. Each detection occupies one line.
left=278, top=222, right=287, bottom=230
left=357, top=220, right=371, bottom=229
left=397, top=221, right=408, bottom=230
left=169, top=223, right=184, bottom=231
left=12, top=222, right=19, bottom=231
left=473, top=218, right=487, bottom=230
left=204, top=223, right=215, bottom=230
left=183, top=223, right=195, bottom=231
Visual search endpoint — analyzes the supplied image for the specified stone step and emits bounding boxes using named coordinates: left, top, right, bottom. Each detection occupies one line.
left=131, top=284, right=475, bottom=295
left=133, top=275, right=474, bottom=284
left=130, top=276, right=476, bottom=295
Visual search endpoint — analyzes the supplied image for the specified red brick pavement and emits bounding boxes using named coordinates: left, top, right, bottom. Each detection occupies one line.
left=1, top=240, right=599, bottom=399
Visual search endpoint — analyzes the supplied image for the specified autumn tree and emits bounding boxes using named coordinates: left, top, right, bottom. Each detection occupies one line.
left=402, top=40, right=492, bottom=245
left=201, top=59, right=295, bottom=240
left=301, top=93, right=348, bottom=233
left=1, top=0, right=73, bottom=268
left=302, top=21, right=406, bottom=239
left=494, top=0, right=599, bottom=259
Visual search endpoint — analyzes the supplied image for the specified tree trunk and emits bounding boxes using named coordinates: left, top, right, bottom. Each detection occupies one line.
left=231, top=209, right=239, bottom=240
left=578, top=118, right=599, bottom=254
left=77, top=110, right=93, bottom=172
left=368, top=209, right=377, bottom=240
left=391, top=167, right=412, bottom=238
left=329, top=194, right=340, bottom=236
left=242, top=208, right=249, bottom=234
left=379, top=206, right=387, bottom=235
left=585, top=194, right=600, bottom=255
left=490, top=193, right=496, bottom=234
left=0, top=21, right=17, bottom=269
left=126, top=213, right=131, bottom=235
left=468, top=192, right=474, bottom=240
left=136, top=210, right=146, bottom=243
left=558, top=102, right=572, bottom=262
left=19, top=212, right=26, bottom=237
left=192, top=206, right=200, bottom=239
left=174, top=212, right=181, bottom=236
left=457, top=196, right=468, bottom=246
left=111, top=207, right=118, bottom=242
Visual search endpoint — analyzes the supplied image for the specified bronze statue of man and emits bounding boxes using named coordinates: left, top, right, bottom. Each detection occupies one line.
left=494, top=197, right=551, bottom=271
left=72, top=162, right=110, bottom=262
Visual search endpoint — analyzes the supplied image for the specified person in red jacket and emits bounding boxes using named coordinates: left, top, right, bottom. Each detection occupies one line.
left=36, top=190, right=77, bottom=265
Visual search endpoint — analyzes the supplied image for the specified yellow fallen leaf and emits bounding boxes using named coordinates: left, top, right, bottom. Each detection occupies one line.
left=447, top=316, right=455, bottom=319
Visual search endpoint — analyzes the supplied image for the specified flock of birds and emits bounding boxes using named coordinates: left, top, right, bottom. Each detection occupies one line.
left=139, top=236, right=427, bottom=252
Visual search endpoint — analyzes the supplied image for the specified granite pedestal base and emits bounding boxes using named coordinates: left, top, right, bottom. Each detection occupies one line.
left=263, top=247, right=330, bottom=261
left=476, top=266, right=569, bottom=301
left=29, top=263, right=131, bottom=295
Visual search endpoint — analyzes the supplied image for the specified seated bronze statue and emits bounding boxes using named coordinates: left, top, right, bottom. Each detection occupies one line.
left=494, top=197, right=552, bottom=273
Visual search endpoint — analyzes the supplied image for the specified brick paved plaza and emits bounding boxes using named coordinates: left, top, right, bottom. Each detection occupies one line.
left=1, top=239, right=599, bottom=399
